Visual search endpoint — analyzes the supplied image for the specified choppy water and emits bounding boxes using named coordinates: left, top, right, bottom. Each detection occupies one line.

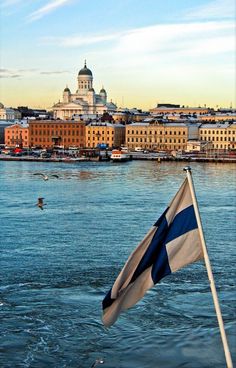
left=0, top=160, right=235, bottom=368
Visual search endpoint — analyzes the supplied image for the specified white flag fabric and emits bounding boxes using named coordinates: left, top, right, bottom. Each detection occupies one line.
left=102, top=178, right=203, bottom=327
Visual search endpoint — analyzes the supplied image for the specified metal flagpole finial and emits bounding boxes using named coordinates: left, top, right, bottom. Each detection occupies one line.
left=183, top=166, right=191, bottom=172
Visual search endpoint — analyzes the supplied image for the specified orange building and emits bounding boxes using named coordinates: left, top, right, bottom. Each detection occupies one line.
left=28, top=120, right=86, bottom=149
left=5, top=122, right=29, bottom=148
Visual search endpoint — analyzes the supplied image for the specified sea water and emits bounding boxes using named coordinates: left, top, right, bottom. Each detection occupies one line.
left=0, top=160, right=235, bottom=368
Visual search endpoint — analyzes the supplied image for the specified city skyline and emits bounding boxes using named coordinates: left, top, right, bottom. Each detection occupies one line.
left=0, top=0, right=235, bottom=110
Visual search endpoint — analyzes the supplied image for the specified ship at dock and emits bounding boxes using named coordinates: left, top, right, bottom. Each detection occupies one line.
left=110, top=149, right=131, bottom=162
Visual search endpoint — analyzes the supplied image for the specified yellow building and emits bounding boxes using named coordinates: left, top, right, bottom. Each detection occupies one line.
left=199, top=123, right=236, bottom=150
left=86, top=122, right=125, bottom=148
left=125, top=122, right=199, bottom=151
left=5, top=122, right=29, bottom=148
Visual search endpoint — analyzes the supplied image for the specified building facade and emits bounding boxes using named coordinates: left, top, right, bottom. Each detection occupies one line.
left=150, top=105, right=212, bottom=116
left=112, top=109, right=149, bottom=123
left=28, top=120, right=86, bottom=149
left=0, top=102, right=21, bottom=120
left=199, top=123, right=236, bottom=150
left=125, top=122, right=197, bottom=151
left=199, top=114, right=236, bottom=122
left=52, top=62, right=117, bottom=120
left=86, top=122, right=125, bottom=148
left=5, top=122, right=29, bottom=148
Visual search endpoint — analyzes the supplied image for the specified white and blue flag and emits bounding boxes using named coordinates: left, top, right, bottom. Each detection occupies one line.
left=102, top=178, right=204, bottom=327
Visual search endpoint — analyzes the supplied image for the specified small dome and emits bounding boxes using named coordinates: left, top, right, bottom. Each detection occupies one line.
left=78, top=61, right=92, bottom=76
left=100, top=88, right=106, bottom=93
left=0, top=102, right=4, bottom=108
left=89, top=88, right=95, bottom=92
left=64, top=86, right=70, bottom=92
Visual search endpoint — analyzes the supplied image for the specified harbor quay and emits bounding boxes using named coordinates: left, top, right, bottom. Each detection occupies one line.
left=0, top=149, right=236, bottom=163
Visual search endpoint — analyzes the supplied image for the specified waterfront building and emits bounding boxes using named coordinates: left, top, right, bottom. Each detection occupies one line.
left=52, top=62, right=117, bottom=120
left=86, top=122, right=125, bottom=149
left=5, top=122, right=29, bottom=148
left=0, top=121, right=18, bottom=144
left=0, top=102, right=21, bottom=120
left=199, top=123, right=236, bottom=150
left=28, top=120, right=86, bottom=149
left=125, top=122, right=199, bottom=151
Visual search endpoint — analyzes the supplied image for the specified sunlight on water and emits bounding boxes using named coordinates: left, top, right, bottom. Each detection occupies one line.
left=0, top=161, right=235, bottom=367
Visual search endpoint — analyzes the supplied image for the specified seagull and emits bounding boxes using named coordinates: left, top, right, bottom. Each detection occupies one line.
left=34, top=173, right=59, bottom=180
left=36, top=197, right=47, bottom=210
left=91, top=358, right=104, bottom=367
left=34, top=173, right=49, bottom=180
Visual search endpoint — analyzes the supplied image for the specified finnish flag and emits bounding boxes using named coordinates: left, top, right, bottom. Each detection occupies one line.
left=102, top=178, right=204, bottom=327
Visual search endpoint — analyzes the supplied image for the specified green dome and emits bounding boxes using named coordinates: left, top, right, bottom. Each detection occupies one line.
left=78, top=62, right=92, bottom=76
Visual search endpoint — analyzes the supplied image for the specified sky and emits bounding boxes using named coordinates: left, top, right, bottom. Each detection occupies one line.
left=0, top=0, right=235, bottom=110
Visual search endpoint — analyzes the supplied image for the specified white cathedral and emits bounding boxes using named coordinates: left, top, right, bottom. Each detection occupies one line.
left=52, top=62, right=117, bottom=120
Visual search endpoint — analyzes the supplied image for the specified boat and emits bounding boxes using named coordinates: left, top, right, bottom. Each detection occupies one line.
left=110, top=149, right=130, bottom=162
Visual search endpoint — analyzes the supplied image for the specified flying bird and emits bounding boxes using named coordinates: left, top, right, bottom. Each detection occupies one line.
left=91, top=359, right=104, bottom=367
left=36, top=197, right=47, bottom=210
left=34, top=173, right=49, bottom=180
left=34, top=173, right=59, bottom=180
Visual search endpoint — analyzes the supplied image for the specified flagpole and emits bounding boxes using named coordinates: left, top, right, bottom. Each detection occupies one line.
left=184, top=166, right=233, bottom=368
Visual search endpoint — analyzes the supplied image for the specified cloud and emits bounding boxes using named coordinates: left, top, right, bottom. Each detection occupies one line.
left=0, top=68, right=21, bottom=78
left=114, top=21, right=234, bottom=57
left=42, top=32, right=120, bottom=47
left=27, top=0, right=73, bottom=22
left=40, top=70, right=69, bottom=75
left=0, top=68, right=69, bottom=78
left=41, top=20, right=234, bottom=62
left=0, top=74, right=21, bottom=79
left=185, top=0, right=235, bottom=20
left=0, top=68, right=10, bottom=73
